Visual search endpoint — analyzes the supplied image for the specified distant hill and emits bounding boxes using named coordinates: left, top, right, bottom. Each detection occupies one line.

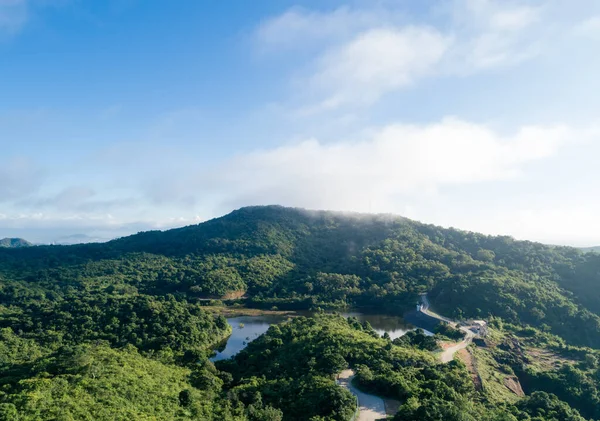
left=0, top=237, right=32, bottom=248
left=52, top=233, right=110, bottom=245
left=580, top=246, right=600, bottom=253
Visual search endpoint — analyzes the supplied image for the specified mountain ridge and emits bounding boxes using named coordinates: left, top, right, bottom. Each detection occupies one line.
left=2, top=205, right=599, bottom=349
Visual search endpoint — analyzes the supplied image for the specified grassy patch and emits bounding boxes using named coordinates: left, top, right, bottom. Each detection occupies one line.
left=200, top=305, right=297, bottom=317
left=474, top=347, right=521, bottom=404
left=525, top=347, right=575, bottom=371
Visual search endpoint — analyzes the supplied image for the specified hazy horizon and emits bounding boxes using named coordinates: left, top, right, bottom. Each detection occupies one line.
left=1, top=204, right=598, bottom=248
left=2, top=1, right=600, bottom=246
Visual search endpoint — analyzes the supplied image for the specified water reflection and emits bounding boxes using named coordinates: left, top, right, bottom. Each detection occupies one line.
left=210, top=315, right=288, bottom=362
left=210, top=311, right=416, bottom=362
left=340, top=312, right=413, bottom=340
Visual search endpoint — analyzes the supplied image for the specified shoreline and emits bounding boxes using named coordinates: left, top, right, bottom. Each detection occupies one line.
left=202, top=305, right=299, bottom=317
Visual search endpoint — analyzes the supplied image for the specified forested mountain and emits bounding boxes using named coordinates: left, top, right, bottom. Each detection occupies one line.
left=0, top=238, right=31, bottom=248
left=2, top=205, right=600, bottom=419
left=2, top=205, right=599, bottom=347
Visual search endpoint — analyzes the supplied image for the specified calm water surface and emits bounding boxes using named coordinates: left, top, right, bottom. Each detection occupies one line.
left=339, top=311, right=413, bottom=340
left=210, top=315, right=290, bottom=361
left=210, top=311, right=415, bottom=362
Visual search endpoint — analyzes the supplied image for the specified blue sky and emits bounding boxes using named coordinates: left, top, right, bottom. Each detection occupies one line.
left=1, top=0, right=600, bottom=245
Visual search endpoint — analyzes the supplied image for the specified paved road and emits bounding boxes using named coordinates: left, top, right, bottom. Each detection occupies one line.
left=337, top=369, right=386, bottom=421
left=420, top=294, right=476, bottom=363
left=439, top=328, right=475, bottom=363
left=420, top=294, right=454, bottom=324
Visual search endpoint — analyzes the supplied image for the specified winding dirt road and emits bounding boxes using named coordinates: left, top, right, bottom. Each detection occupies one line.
left=337, top=369, right=386, bottom=421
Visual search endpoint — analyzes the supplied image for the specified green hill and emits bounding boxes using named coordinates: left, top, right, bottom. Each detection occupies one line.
left=2, top=205, right=600, bottom=348
left=0, top=237, right=32, bottom=248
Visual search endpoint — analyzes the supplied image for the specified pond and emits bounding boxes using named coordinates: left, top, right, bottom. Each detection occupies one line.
left=210, top=314, right=290, bottom=362
left=339, top=311, right=414, bottom=340
left=210, top=311, right=417, bottom=362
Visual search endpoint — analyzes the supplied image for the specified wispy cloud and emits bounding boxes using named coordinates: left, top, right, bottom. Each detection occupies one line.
left=0, top=157, right=43, bottom=202
left=0, top=0, right=70, bottom=36
left=574, top=15, right=600, bottom=38
left=304, top=26, right=451, bottom=111
left=256, top=0, right=595, bottom=112
left=144, top=118, right=571, bottom=214
left=1, top=118, right=595, bottom=244
left=254, top=6, right=395, bottom=53
left=0, top=0, right=28, bottom=34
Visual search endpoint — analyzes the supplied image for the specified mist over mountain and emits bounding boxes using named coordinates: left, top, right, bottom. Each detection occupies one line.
left=0, top=238, right=32, bottom=248
left=3, top=205, right=600, bottom=347
left=580, top=246, right=600, bottom=253
left=50, top=233, right=112, bottom=245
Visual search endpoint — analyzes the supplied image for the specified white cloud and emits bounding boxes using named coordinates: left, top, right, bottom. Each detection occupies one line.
left=449, top=0, right=541, bottom=31
left=0, top=157, right=42, bottom=201
left=306, top=27, right=451, bottom=109
left=2, top=116, right=593, bottom=245
left=461, top=206, right=600, bottom=247
left=574, top=15, right=600, bottom=38
left=256, top=1, right=596, bottom=111
left=489, top=7, right=540, bottom=31
left=446, top=0, right=545, bottom=70
left=202, top=118, right=570, bottom=213
left=255, top=6, right=384, bottom=52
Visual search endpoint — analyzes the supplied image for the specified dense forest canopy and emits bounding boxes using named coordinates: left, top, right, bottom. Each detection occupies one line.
left=1, top=205, right=600, bottom=419
left=2, top=205, right=599, bottom=347
left=220, top=314, right=592, bottom=421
